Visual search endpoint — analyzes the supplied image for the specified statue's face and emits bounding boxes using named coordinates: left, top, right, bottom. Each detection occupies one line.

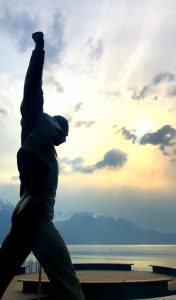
left=52, top=127, right=69, bottom=146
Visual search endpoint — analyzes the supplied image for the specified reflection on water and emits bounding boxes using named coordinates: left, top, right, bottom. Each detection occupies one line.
left=26, top=245, right=176, bottom=271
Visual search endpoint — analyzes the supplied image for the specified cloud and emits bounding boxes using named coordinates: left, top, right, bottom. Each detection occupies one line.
left=11, top=176, right=19, bottom=182
left=60, top=149, right=128, bottom=174
left=106, top=91, right=121, bottom=98
left=132, top=85, right=150, bottom=100
left=94, top=149, right=127, bottom=170
left=74, top=121, right=96, bottom=128
left=159, top=144, right=171, bottom=156
left=0, top=8, right=65, bottom=66
left=61, top=156, right=85, bottom=172
left=118, top=124, right=176, bottom=157
left=0, top=7, right=38, bottom=51
left=60, top=156, right=92, bottom=174
left=87, top=38, right=104, bottom=61
left=152, top=72, right=175, bottom=85
left=132, top=71, right=175, bottom=100
left=0, top=108, right=8, bottom=116
left=45, top=74, right=64, bottom=93
left=168, top=87, right=176, bottom=96
left=118, top=127, right=137, bottom=143
left=45, top=12, right=65, bottom=65
left=63, top=103, right=84, bottom=125
left=73, top=102, right=84, bottom=112
left=140, top=125, right=176, bottom=156
left=140, top=125, right=176, bottom=147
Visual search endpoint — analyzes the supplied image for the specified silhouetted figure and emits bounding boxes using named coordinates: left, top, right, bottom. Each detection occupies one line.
left=0, top=32, right=85, bottom=300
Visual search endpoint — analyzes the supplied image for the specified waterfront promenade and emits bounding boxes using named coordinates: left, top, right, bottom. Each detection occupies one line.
left=2, top=266, right=176, bottom=300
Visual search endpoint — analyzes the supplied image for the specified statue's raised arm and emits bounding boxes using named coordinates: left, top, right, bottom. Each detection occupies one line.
left=20, top=31, right=45, bottom=144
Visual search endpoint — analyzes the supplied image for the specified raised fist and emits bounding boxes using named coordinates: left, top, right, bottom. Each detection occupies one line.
left=32, top=32, right=44, bottom=49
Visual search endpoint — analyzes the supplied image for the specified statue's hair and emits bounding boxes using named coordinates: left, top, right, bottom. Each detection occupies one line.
left=53, top=115, right=69, bottom=134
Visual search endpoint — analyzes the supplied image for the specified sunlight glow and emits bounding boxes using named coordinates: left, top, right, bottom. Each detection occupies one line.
left=133, top=119, right=154, bottom=139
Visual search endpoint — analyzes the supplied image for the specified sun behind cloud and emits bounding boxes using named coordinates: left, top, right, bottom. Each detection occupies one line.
left=132, top=119, right=155, bottom=142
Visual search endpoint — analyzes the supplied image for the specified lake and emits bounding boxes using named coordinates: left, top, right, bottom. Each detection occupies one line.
left=26, top=244, right=176, bottom=271
left=68, top=244, right=176, bottom=270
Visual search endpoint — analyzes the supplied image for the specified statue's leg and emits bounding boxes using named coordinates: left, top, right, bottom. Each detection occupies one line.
left=0, top=226, right=32, bottom=298
left=32, top=219, right=86, bottom=300
left=0, top=193, right=41, bottom=298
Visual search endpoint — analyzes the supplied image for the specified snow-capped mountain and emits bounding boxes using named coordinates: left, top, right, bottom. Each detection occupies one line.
left=54, top=211, right=176, bottom=245
left=0, top=199, right=14, bottom=243
left=0, top=198, right=14, bottom=211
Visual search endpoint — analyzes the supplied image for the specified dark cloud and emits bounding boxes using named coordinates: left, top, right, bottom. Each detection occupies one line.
left=45, top=74, right=64, bottom=93
left=0, top=8, right=38, bottom=51
left=118, top=124, right=176, bottom=157
left=132, top=85, right=150, bottom=100
left=152, top=71, right=175, bottom=85
left=60, top=149, right=128, bottom=174
left=0, top=8, right=64, bottom=65
left=132, top=71, right=175, bottom=100
left=75, top=165, right=93, bottom=174
left=159, top=144, right=172, bottom=156
left=140, top=125, right=176, bottom=156
left=94, top=149, right=127, bottom=170
left=0, top=108, right=8, bottom=116
left=118, top=127, right=137, bottom=143
left=87, top=38, right=104, bottom=61
left=45, top=12, right=65, bottom=65
left=140, top=125, right=176, bottom=147
left=74, top=121, right=96, bottom=128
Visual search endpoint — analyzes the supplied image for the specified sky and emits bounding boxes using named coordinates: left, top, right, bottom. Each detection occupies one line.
left=0, top=0, right=176, bottom=233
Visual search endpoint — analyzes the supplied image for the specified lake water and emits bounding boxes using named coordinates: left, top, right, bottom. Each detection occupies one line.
left=26, top=244, right=176, bottom=271
left=68, top=245, right=176, bottom=270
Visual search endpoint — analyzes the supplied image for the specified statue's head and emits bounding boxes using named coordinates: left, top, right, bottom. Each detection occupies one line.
left=52, top=115, right=69, bottom=146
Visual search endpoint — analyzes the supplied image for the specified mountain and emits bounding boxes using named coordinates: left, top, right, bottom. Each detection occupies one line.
left=1, top=206, right=176, bottom=245
left=54, top=211, right=176, bottom=245
left=0, top=199, right=14, bottom=243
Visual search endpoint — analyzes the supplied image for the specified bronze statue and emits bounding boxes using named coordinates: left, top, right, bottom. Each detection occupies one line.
left=0, top=32, right=85, bottom=300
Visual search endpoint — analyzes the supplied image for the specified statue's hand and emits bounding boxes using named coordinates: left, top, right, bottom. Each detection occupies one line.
left=32, top=32, right=44, bottom=49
